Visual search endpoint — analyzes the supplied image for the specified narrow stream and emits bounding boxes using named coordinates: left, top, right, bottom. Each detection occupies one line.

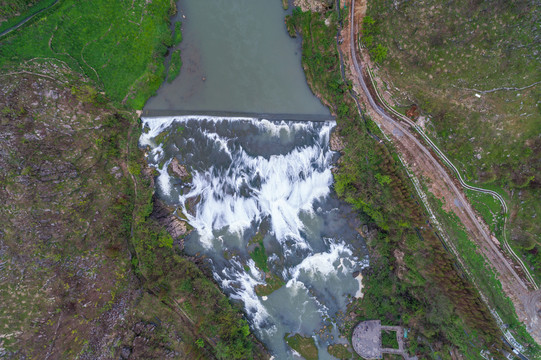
left=140, top=116, right=368, bottom=358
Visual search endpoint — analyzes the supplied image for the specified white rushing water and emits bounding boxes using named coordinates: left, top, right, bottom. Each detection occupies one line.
left=140, top=116, right=369, bottom=359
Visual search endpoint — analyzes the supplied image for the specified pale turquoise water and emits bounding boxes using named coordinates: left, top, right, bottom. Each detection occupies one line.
left=144, top=0, right=329, bottom=115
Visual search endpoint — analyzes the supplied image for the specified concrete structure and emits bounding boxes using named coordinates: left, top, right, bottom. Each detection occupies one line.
left=140, top=109, right=335, bottom=122
left=352, top=320, right=382, bottom=359
left=352, top=321, right=417, bottom=360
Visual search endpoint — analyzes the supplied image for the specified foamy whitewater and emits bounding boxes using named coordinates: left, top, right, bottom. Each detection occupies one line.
left=140, top=116, right=369, bottom=359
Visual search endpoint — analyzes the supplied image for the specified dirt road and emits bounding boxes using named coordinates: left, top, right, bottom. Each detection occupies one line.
left=341, top=0, right=541, bottom=345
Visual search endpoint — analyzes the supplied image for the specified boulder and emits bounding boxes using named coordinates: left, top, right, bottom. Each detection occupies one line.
left=168, top=158, right=190, bottom=180
left=330, top=129, right=345, bottom=152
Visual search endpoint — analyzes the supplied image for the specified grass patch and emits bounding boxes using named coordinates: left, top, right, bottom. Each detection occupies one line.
left=282, top=0, right=289, bottom=11
left=464, top=189, right=504, bottom=236
left=173, top=21, right=182, bottom=45
left=284, top=333, right=318, bottom=360
left=254, top=274, right=284, bottom=297
left=167, top=49, right=182, bottom=83
left=382, top=330, right=399, bottom=349
left=0, top=0, right=174, bottom=108
left=327, top=344, right=352, bottom=359
left=249, top=238, right=268, bottom=272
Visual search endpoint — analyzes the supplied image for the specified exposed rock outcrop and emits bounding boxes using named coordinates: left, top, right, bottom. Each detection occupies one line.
left=293, top=0, right=333, bottom=12
left=152, top=199, right=191, bottom=249
left=330, top=129, right=346, bottom=152
left=168, top=158, right=191, bottom=181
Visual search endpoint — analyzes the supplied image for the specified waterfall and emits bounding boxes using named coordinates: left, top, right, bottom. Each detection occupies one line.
left=140, top=115, right=369, bottom=359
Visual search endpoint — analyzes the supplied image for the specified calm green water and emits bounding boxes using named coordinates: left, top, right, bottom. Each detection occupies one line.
left=144, top=0, right=328, bottom=115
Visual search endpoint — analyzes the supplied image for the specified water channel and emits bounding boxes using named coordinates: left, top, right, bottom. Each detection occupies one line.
left=141, top=0, right=369, bottom=358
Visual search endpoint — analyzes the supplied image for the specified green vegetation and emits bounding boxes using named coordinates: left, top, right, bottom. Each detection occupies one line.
left=361, top=16, right=387, bottom=63
left=286, top=16, right=297, bottom=37
left=174, top=21, right=182, bottom=45
left=327, top=344, right=352, bottom=359
left=426, top=191, right=540, bottom=353
left=249, top=238, right=269, bottom=272
left=284, top=333, right=318, bottom=360
left=0, top=0, right=57, bottom=34
left=364, top=0, right=541, bottom=280
left=247, top=231, right=285, bottom=296
left=254, top=274, right=285, bottom=297
left=0, top=0, right=175, bottom=108
left=282, top=0, right=289, bottom=11
left=464, top=188, right=505, bottom=237
left=286, top=7, right=525, bottom=358
left=168, top=49, right=182, bottom=83
left=1, top=0, right=39, bottom=18
left=382, top=330, right=399, bottom=349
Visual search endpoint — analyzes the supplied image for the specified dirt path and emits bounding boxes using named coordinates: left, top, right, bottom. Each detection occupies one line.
left=341, top=0, right=541, bottom=346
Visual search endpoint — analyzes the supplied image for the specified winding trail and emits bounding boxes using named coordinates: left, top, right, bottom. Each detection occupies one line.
left=343, top=0, right=541, bottom=349
left=363, top=65, right=538, bottom=291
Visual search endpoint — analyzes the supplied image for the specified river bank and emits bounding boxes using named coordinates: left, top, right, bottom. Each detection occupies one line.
left=286, top=5, right=524, bottom=359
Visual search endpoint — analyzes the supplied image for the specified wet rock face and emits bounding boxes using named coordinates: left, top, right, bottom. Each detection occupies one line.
left=168, top=158, right=191, bottom=181
left=330, top=129, right=346, bottom=152
left=152, top=199, right=190, bottom=249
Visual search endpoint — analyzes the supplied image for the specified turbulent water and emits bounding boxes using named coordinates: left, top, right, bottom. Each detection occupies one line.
left=140, top=116, right=368, bottom=359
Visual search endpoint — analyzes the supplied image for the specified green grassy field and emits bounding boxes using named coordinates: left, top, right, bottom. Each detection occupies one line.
left=1, top=0, right=39, bottom=20
left=464, top=189, right=505, bottom=236
left=174, top=21, right=182, bottom=45
left=0, top=0, right=173, bottom=108
left=364, top=0, right=541, bottom=283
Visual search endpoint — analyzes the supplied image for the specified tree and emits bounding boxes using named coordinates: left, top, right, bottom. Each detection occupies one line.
left=371, top=44, right=388, bottom=63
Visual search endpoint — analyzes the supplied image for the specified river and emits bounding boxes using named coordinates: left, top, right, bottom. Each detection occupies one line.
left=140, top=0, right=368, bottom=358
left=144, top=0, right=329, bottom=115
